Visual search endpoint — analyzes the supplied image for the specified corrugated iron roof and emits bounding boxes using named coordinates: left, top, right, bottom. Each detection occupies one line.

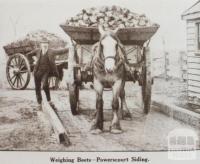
left=182, top=0, right=200, bottom=16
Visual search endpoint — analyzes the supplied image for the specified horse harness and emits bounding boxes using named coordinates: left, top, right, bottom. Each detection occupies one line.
left=90, top=33, right=146, bottom=84
left=91, top=33, right=127, bottom=73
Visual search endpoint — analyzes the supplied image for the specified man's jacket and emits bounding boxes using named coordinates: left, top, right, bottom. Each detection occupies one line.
left=28, top=48, right=68, bottom=77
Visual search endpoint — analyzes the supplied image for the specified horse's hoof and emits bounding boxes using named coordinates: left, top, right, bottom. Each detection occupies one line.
left=110, top=124, right=123, bottom=134
left=90, top=129, right=103, bottom=135
left=110, top=128, right=123, bottom=134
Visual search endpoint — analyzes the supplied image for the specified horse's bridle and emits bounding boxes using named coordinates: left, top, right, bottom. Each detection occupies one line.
left=99, top=34, right=121, bottom=63
left=91, top=32, right=127, bottom=73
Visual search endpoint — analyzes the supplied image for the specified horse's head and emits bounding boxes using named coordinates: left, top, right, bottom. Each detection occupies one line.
left=98, top=26, right=119, bottom=73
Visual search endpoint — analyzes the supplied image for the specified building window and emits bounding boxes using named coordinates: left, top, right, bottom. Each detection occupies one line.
left=197, top=23, right=200, bottom=50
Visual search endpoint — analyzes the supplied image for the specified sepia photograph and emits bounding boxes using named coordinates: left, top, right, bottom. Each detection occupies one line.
left=0, top=0, right=200, bottom=163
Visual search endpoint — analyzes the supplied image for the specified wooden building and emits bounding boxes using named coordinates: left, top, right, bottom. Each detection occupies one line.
left=182, top=0, right=200, bottom=105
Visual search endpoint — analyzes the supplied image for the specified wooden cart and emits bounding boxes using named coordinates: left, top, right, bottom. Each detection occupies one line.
left=3, top=41, right=68, bottom=90
left=60, top=25, right=159, bottom=114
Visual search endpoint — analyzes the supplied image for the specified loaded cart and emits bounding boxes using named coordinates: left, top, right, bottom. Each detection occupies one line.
left=60, top=24, right=159, bottom=114
left=3, top=30, right=68, bottom=90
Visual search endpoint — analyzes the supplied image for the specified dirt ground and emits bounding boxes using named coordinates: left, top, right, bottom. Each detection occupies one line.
left=0, top=78, right=199, bottom=151
left=0, top=95, right=68, bottom=150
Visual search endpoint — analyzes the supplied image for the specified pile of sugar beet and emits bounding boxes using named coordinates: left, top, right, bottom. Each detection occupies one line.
left=4, top=30, right=66, bottom=54
left=64, top=6, right=157, bottom=29
left=4, top=6, right=157, bottom=54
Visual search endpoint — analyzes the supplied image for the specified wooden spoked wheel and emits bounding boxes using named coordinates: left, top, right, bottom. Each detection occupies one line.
left=6, top=53, right=31, bottom=90
left=141, top=47, right=152, bottom=114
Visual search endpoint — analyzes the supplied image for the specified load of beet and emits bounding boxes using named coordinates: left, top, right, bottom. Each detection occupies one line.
left=4, top=30, right=66, bottom=56
left=60, top=6, right=159, bottom=44
left=64, top=6, right=157, bottom=29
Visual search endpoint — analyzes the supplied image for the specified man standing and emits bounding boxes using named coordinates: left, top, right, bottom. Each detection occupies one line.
left=28, top=40, right=68, bottom=110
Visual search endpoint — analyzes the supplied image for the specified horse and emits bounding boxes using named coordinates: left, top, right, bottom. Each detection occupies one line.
left=90, top=26, right=131, bottom=134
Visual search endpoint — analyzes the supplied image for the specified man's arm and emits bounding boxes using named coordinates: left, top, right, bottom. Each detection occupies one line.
left=49, top=48, right=69, bottom=56
left=26, top=48, right=39, bottom=57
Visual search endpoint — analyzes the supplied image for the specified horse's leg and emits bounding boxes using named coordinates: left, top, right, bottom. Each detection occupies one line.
left=34, top=72, right=42, bottom=110
left=119, top=81, right=132, bottom=120
left=90, top=78, right=104, bottom=134
left=110, top=80, right=123, bottom=134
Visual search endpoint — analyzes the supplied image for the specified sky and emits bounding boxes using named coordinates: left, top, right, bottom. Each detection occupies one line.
left=0, top=0, right=198, bottom=61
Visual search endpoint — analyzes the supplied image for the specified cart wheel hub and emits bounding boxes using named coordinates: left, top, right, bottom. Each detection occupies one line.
left=13, top=68, right=20, bottom=75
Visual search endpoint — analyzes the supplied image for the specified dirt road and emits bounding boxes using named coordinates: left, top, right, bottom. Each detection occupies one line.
left=0, top=82, right=199, bottom=151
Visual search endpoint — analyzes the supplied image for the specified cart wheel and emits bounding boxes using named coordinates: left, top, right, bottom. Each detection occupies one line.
left=69, top=83, right=79, bottom=115
left=6, top=53, right=31, bottom=90
left=142, top=47, right=152, bottom=114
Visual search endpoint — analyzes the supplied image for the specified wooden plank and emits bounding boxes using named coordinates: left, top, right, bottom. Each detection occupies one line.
left=188, top=79, right=200, bottom=87
left=187, top=52, right=195, bottom=56
left=43, top=101, right=70, bottom=146
left=186, top=22, right=195, bottom=29
left=188, top=91, right=200, bottom=99
left=187, top=34, right=196, bottom=39
left=187, top=22, right=195, bottom=28
left=187, top=44, right=195, bottom=48
left=187, top=32, right=196, bottom=38
left=188, top=85, right=200, bottom=93
left=187, top=32, right=195, bottom=36
left=186, top=27, right=195, bottom=33
left=187, top=35, right=196, bottom=41
left=188, top=74, right=200, bottom=81
left=188, top=68, right=200, bottom=75
left=183, top=13, right=200, bottom=21
left=186, top=27, right=195, bottom=34
left=187, top=44, right=196, bottom=52
left=188, top=56, right=200, bottom=63
left=186, top=22, right=196, bottom=58
left=188, top=92, right=200, bottom=105
left=187, top=50, right=195, bottom=54
left=186, top=38, right=195, bottom=44
left=188, top=95, right=200, bottom=106
left=188, top=62, right=200, bottom=69
left=187, top=39, right=196, bottom=45
left=187, top=34, right=195, bottom=39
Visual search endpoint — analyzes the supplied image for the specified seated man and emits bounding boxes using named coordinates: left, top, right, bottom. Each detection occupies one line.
left=27, top=40, right=68, bottom=110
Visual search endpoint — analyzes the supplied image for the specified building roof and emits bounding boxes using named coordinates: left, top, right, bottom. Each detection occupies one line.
left=182, top=0, right=200, bottom=20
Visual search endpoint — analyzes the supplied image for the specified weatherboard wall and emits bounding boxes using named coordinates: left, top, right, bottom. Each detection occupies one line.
left=186, top=19, right=200, bottom=106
